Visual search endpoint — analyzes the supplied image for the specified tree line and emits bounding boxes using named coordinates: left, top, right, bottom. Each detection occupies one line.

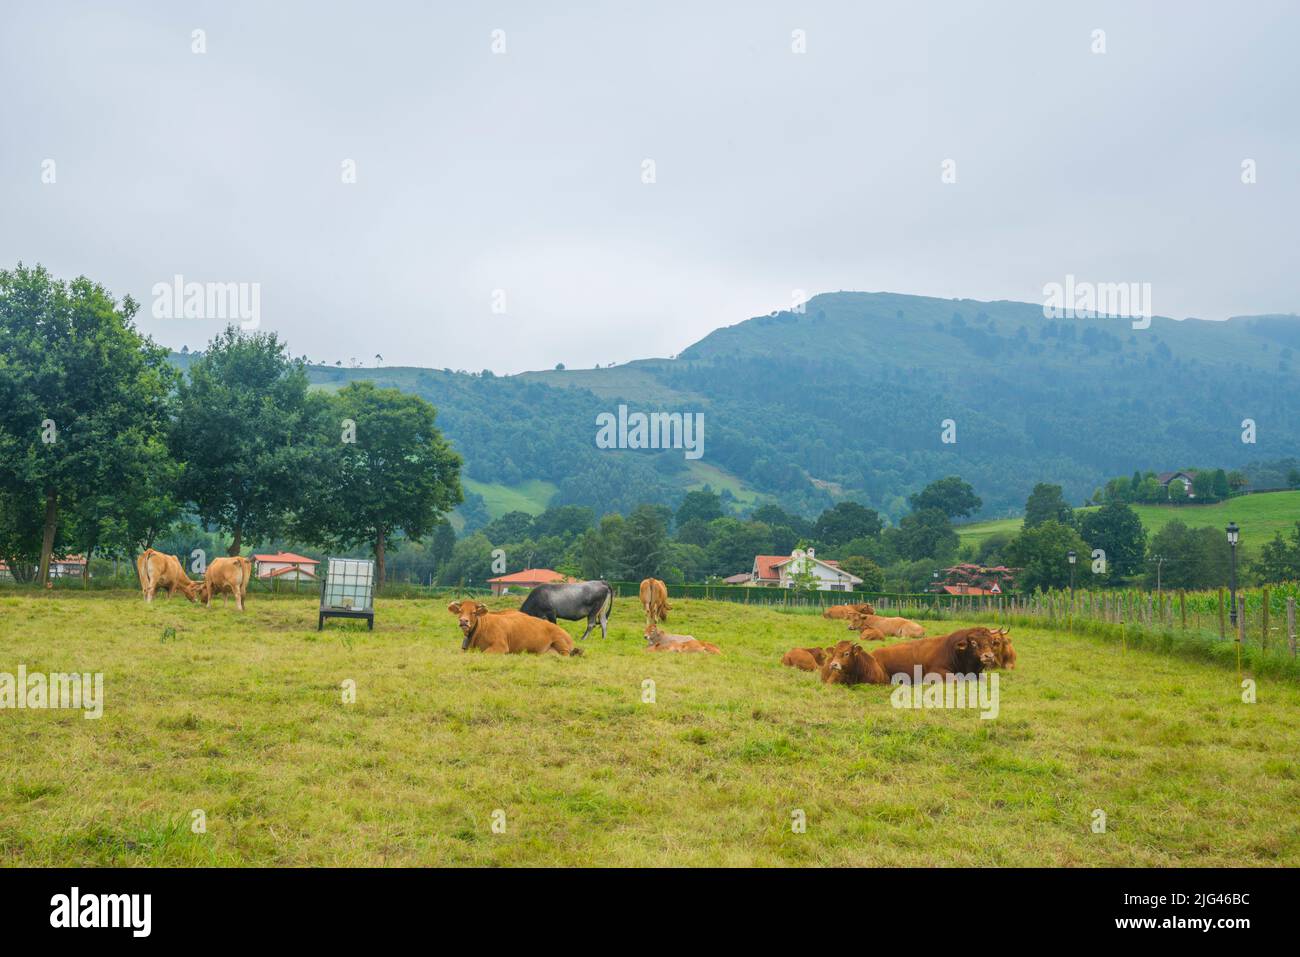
left=0, top=265, right=462, bottom=588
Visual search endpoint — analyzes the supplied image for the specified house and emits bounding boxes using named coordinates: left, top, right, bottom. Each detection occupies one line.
left=722, top=572, right=753, bottom=586
left=1157, top=470, right=1197, bottom=498
left=934, top=563, right=1017, bottom=595
left=747, top=548, right=863, bottom=592
left=485, top=568, right=572, bottom=596
left=0, top=561, right=11, bottom=582
left=253, top=552, right=320, bottom=582
left=48, top=555, right=87, bottom=579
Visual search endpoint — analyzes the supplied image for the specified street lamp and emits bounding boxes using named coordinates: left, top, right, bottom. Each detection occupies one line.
left=1226, top=522, right=1239, bottom=627
left=1067, top=549, right=1077, bottom=602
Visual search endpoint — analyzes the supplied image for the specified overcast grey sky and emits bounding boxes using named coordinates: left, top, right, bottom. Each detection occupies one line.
left=3, top=1, right=1297, bottom=373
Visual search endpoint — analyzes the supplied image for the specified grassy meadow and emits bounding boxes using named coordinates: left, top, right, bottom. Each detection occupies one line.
left=2, top=590, right=1298, bottom=866
left=957, top=489, right=1300, bottom=552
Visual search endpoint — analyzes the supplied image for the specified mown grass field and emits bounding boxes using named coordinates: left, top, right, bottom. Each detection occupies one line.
left=2, top=591, right=1298, bottom=866
left=957, top=489, right=1300, bottom=552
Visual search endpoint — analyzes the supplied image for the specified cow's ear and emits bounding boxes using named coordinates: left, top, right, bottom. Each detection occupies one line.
left=447, top=601, right=462, bottom=614
left=473, top=602, right=488, bottom=615
left=955, top=636, right=969, bottom=650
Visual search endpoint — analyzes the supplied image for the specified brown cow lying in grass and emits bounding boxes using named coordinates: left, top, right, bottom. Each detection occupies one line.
left=644, top=624, right=720, bottom=654
left=197, top=556, right=252, bottom=611
left=820, top=640, right=888, bottom=685
left=870, top=627, right=994, bottom=680
left=136, top=549, right=197, bottom=602
left=823, top=602, right=873, bottom=620
left=449, top=601, right=581, bottom=655
left=848, top=621, right=887, bottom=641
left=848, top=610, right=924, bottom=639
left=781, top=646, right=832, bottom=671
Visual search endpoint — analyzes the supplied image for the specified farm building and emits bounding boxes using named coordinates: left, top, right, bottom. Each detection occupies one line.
left=253, top=552, right=320, bottom=583
left=485, top=568, right=572, bottom=596
left=745, top=548, right=863, bottom=592
left=48, top=555, right=87, bottom=579
left=1157, top=470, right=1197, bottom=498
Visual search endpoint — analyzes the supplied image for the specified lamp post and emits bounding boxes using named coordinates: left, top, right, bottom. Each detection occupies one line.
left=1067, top=550, right=1077, bottom=604
left=1226, top=522, right=1239, bottom=627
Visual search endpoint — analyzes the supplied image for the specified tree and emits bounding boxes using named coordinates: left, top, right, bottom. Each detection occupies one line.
left=1078, top=502, right=1146, bottom=579
left=172, top=327, right=327, bottom=555
left=1023, top=483, right=1075, bottom=528
left=675, top=488, right=723, bottom=528
left=1252, top=523, right=1300, bottom=584
left=838, top=555, right=884, bottom=591
left=1289, top=469, right=1300, bottom=490
left=1143, top=521, right=1230, bottom=590
left=615, top=504, right=671, bottom=580
left=0, top=263, right=176, bottom=584
left=1191, top=470, right=1217, bottom=502
left=1003, top=520, right=1090, bottom=592
left=907, top=476, right=982, bottom=520
left=1212, top=468, right=1231, bottom=500
left=296, top=381, right=462, bottom=588
left=1227, top=470, right=1248, bottom=493
left=813, top=501, right=883, bottom=546
left=481, top=510, right=535, bottom=546
left=704, top=518, right=774, bottom=577
left=886, top=508, right=959, bottom=562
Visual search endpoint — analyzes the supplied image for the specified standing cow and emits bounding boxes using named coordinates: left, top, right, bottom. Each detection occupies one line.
left=638, top=577, right=670, bottom=629
left=136, top=549, right=197, bottom=603
left=197, top=556, right=253, bottom=611
left=518, top=580, right=614, bottom=640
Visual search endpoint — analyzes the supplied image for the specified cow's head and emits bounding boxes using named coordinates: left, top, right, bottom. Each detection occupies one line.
left=989, top=627, right=1013, bottom=666
left=643, top=624, right=662, bottom=644
left=856, top=602, right=876, bottom=616
left=951, top=628, right=993, bottom=671
left=448, top=600, right=489, bottom=649
left=823, top=640, right=874, bottom=683
left=192, top=581, right=209, bottom=604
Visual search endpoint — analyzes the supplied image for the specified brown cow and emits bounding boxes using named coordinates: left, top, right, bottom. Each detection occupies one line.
left=849, top=610, right=924, bottom=639
left=823, top=602, right=874, bottom=620
left=781, top=646, right=832, bottom=671
left=988, top=626, right=1016, bottom=669
left=639, top=578, right=670, bottom=629
left=449, top=601, right=581, bottom=655
left=197, top=556, right=253, bottom=611
left=820, top=640, right=889, bottom=685
left=870, top=627, right=992, bottom=680
left=644, top=624, right=720, bottom=654
left=136, top=549, right=197, bottom=603
left=847, top=621, right=887, bottom=641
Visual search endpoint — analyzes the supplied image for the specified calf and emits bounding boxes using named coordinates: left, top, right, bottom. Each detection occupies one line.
left=781, top=646, right=832, bottom=671
left=644, top=624, right=720, bottom=654
left=820, top=640, right=889, bottom=686
left=136, top=549, right=197, bottom=603
left=449, top=601, right=581, bottom=655
left=846, top=620, right=887, bottom=641
left=870, top=627, right=991, bottom=680
left=197, top=556, right=252, bottom=611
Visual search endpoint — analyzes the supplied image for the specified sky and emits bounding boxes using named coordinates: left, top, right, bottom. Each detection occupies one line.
left=3, top=0, right=1298, bottom=374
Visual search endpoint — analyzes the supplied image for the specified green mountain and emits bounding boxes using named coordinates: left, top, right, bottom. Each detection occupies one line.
left=289, top=291, right=1298, bottom=523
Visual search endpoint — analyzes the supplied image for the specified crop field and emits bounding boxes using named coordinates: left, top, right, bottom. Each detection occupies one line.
left=2, top=591, right=1298, bottom=866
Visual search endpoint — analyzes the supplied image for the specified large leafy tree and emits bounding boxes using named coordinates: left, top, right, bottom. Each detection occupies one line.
left=1023, top=483, right=1076, bottom=529
left=886, top=507, right=959, bottom=562
left=172, top=327, right=327, bottom=555
left=1253, top=523, right=1300, bottom=584
left=907, top=476, right=982, bottom=520
left=0, top=263, right=176, bottom=583
left=297, top=381, right=462, bottom=588
left=675, top=489, right=723, bottom=528
left=1078, top=501, right=1146, bottom=578
left=1004, top=520, right=1090, bottom=592
left=615, top=504, right=672, bottom=581
left=1143, top=521, right=1231, bottom=590
left=813, top=501, right=883, bottom=546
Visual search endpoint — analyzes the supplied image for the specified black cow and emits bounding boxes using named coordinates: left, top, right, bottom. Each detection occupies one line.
left=519, top=580, right=614, bottom=640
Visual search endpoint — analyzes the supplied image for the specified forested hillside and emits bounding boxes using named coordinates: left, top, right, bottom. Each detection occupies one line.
left=294, top=292, right=1298, bottom=523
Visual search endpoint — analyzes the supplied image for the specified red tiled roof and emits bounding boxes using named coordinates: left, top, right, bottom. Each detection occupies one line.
left=723, top=572, right=752, bottom=584
left=262, top=565, right=317, bottom=579
left=753, top=555, right=787, bottom=580
left=253, top=552, right=319, bottom=565
left=486, top=568, right=570, bottom=585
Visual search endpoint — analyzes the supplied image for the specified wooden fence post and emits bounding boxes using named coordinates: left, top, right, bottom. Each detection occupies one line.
left=1237, top=596, right=1246, bottom=644
left=1179, top=590, right=1186, bottom=630
left=1288, top=598, right=1296, bottom=659
left=1218, top=587, right=1226, bottom=640
left=1262, top=588, right=1270, bottom=651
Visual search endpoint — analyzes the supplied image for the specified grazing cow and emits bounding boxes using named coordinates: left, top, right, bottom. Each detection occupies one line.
left=519, top=580, right=613, bottom=640
left=781, top=646, right=832, bottom=671
left=197, top=556, right=252, bottom=611
left=638, top=577, right=670, bottom=629
left=870, top=627, right=991, bottom=680
left=823, top=602, right=874, bottom=621
left=644, top=624, right=720, bottom=654
left=448, top=601, right=581, bottom=655
left=988, top=627, right=1016, bottom=669
left=136, top=549, right=197, bottom=603
left=820, top=640, right=889, bottom=686
left=849, top=610, right=925, bottom=639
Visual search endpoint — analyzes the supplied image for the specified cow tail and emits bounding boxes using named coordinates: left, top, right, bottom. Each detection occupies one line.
left=604, top=581, right=615, bottom=621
